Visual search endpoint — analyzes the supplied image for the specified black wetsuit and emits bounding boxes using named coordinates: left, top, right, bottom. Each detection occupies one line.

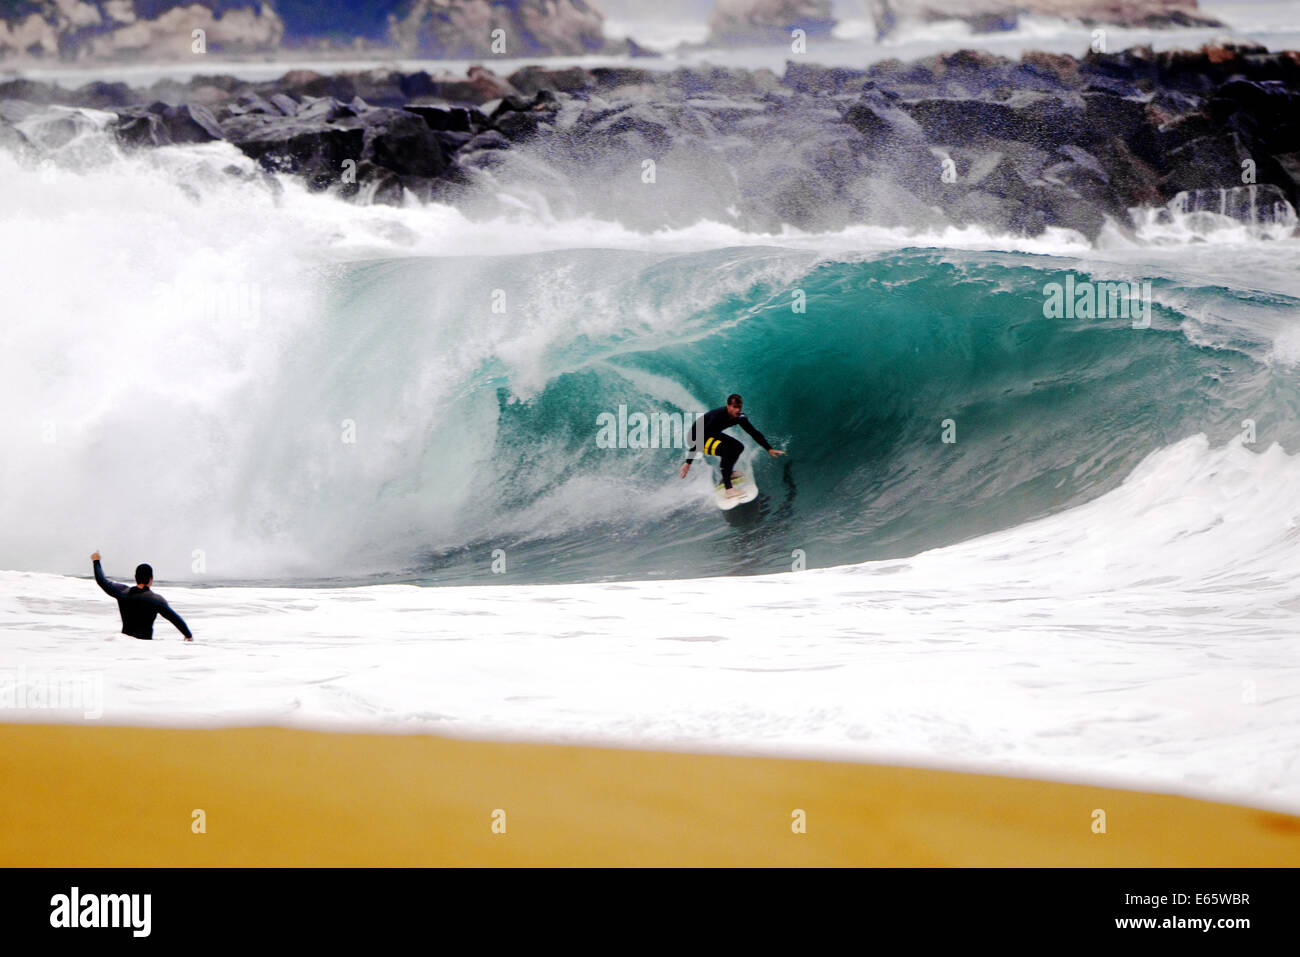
left=685, top=407, right=772, bottom=488
left=93, top=559, right=191, bottom=640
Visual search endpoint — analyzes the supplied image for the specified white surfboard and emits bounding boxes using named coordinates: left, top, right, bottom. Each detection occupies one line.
left=714, top=472, right=758, bottom=510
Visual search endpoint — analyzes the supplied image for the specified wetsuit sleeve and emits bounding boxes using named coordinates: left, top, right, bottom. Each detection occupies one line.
left=93, top=560, right=128, bottom=599
left=738, top=415, right=773, bottom=451
left=156, top=600, right=192, bottom=639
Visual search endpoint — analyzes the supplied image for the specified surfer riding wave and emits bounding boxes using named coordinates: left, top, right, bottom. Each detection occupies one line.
left=679, top=394, right=785, bottom=497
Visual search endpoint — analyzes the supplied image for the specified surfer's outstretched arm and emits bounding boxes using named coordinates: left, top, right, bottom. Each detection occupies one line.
left=737, top=415, right=772, bottom=451
left=153, top=598, right=193, bottom=641
left=738, top=414, right=784, bottom=456
left=91, top=554, right=128, bottom=599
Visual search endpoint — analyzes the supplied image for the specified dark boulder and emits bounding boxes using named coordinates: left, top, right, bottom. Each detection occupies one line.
left=404, top=105, right=477, bottom=133
left=1148, top=88, right=1202, bottom=120
left=1040, top=145, right=1115, bottom=213
left=843, top=90, right=925, bottom=151
left=350, top=71, right=406, bottom=108
left=949, top=146, right=1044, bottom=195
left=224, top=93, right=282, bottom=117
left=399, top=72, right=441, bottom=100
left=285, top=72, right=357, bottom=102
left=114, top=111, right=172, bottom=149
left=488, top=91, right=558, bottom=140
left=1093, top=137, right=1162, bottom=207
left=1017, top=51, right=1079, bottom=88
left=297, top=96, right=357, bottom=123
left=0, top=80, right=59, bottom=105
left=580, top=102, right=674, bottom=156
left=1081, top=74, right=1142, bottom=97
left=1209, top=79, right=1300, bottom=153
left=268, top=93, right=300, bottom=117
left=342, top=160, right=405, bottom=207
left=507, top=66, right=595, bottom=97
left=361, top=108, right=449, bottom=177
left=433, top=130, right=474, bottom=153
left=1160, top=132, right=1252, bottom=195
left=1260, top=152, right=1300, bottom=207
left=160, top=103, right=224, bottom=144
left=1078, top=92, right=1154, bottom=159
left=494, top=109, right=545, bottom=139
left=1081, top=46, right=1159, bottom=92
left=1026, top=183, right=1110, bottom=237
left=222, top=114, right=366, bottom=189
left=70, top=81, right=136, bottom=109
left=903, top=91, right=1085, bottom=150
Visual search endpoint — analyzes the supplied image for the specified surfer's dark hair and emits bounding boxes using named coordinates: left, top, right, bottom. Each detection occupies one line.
left=727, top=393, right=743, bottom=406
left=135, top=563, right=152, bottom=585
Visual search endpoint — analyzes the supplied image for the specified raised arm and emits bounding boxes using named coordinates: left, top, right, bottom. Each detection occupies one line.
left=92, top=554, right=128, bottom=599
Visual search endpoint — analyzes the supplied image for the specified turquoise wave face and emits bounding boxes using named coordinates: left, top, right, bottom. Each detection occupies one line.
left=308, top=247, right=1300, bottom=585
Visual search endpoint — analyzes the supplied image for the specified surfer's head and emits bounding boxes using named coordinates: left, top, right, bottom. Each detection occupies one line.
left=726, top=394, right=743, bottom=417
left=134, top=563, right=153, bottom=587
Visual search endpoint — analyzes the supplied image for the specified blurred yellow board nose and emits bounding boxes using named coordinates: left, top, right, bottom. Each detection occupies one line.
left=2, top=722, right=1297, bottom=866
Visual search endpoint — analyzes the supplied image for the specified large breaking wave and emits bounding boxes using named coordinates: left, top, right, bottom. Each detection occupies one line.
left=2, top=122, right=1299, bottom=584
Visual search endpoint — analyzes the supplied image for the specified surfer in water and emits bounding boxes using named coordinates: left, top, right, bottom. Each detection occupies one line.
left=91, top=552, right=193, bottom=641
left=679, top=394, right=785, bottom=497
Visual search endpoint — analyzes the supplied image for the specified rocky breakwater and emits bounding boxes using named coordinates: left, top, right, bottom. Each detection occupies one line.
left=1, top=41, right=1297, bottom=240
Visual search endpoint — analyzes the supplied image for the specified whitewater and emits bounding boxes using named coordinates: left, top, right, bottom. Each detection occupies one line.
left=3, top=40, right=1300, bottom=812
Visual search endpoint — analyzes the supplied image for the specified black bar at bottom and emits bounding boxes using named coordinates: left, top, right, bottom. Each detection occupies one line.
left=0, top=868, right=1290, bottom=944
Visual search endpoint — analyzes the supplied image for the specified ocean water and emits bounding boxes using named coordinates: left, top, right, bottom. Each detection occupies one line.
left=2, top=20, right=1300, bottom=807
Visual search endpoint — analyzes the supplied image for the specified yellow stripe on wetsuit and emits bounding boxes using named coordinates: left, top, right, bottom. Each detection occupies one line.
left=704, top=437, right=721, bottom=455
